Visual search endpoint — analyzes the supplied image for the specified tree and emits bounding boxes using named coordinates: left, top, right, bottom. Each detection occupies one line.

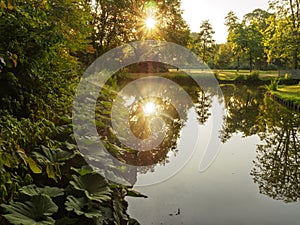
left=225, top=10, right=269, bottom=72
left=90, top=0, right=131, bottom=58
left=158, top=0, right=190, bottom=46
left=243, top=9, right=271, bottom=70
left=194, top=20, right=215, bottom=63
left=225, top=11, right=244, bottom=71
left=89, top=0, right=190, bottom=60
left=267, top=0, right=300, bottom=69
left=0, top=0, right=92, bottom=118
left=214, top=43, right=234, bottom=69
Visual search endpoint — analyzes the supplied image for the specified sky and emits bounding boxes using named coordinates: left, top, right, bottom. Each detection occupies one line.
left=181, top=0, right=269, bottom=44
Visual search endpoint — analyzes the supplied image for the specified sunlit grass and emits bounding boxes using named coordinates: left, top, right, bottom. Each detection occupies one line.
left=215, top=70, right=278, bottom=81
left=272, top=84, right=300, bottom=105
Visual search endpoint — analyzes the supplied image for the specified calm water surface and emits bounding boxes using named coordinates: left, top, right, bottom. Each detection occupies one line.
left=125, top=83, right=300, bottom=225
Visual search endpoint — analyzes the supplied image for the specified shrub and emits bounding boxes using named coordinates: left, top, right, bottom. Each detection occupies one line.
left=266, top=78, right=279, bottom=91
left=284, top=73, right=291, bottom=80
left=234, top=74, right=246, bottom=82
left=249, top=70, right=260, bottom=81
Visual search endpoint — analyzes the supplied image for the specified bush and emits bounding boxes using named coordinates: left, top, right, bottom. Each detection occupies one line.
left=234, top=71, right=260, bottom=83
left=284, top=73, right=291, bottom=80
left=234, top=74, right=246, bottom=82
left=266, top=78, right=279, bottom=91
left=249, top=70, right=260, bottom=81
left=266, top=64, right=278, bottom=70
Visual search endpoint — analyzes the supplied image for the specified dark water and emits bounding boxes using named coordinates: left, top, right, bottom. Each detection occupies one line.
left=124, top=83, right=300, bottom=225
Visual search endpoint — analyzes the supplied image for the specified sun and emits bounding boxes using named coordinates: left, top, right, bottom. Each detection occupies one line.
left=145, top=17, right=157, bottom=29
left=143, top=102, right=156, bottom=115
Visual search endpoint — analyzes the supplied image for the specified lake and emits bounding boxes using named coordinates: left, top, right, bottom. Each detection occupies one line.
left=118, top=79, right=300, bottom=225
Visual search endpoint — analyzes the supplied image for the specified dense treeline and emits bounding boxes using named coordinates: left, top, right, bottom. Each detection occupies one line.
left=191, top=0, right=300, bottom=71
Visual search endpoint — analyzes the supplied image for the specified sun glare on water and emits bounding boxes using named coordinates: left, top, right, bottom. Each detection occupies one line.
left=145, top=17, right=157, bottom=29
left=143, top=102, right=156, bottom=115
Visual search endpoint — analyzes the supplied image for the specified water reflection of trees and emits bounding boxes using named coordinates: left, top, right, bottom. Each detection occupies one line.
left=94, top=74, right=212, bottom=181
left=251, top=96, right=300, bottom=203
left=220, top=85, right=263, bottom=142
left=220, top=84, right=300, bottom=202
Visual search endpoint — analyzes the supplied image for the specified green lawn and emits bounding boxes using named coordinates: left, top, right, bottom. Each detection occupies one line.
left=272, top=84, right=300, bottom=105
left=126, top=70, right=278, bottom=80
left=215, top=70, right=278, bottom=81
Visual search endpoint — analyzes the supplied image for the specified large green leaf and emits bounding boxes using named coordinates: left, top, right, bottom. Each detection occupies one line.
left=32, top=145, right=74, bottom=165
left=70, top=174, right=112, bottom=203
left=1, top=195, right=58, bottom=225
left=20, top=184, right=64, bottom=197
left=65, top=195, right=104, bottom=219
left=71, top=165, right=95, bottom=176
left=27, top=157, right=42, bottom=174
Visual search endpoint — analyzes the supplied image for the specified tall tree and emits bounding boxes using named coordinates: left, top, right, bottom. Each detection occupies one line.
left=267, top=0, right=300, bottom=69
left=225, top=10, right=269, bottom=72
left=214, top=43, right=234, bottom=69
left=243, top=9, right=271, bottom=70
left=225, top=11, right=244, bottom=71
left=158, top=0, right=190, bottom=46
left=195, top=20, right=215, bottom=63
left=0, top=0, right=92, bottom=117
left=90, top=0, right=131, bottom=58
left=89, top=0, right=190, bottom=60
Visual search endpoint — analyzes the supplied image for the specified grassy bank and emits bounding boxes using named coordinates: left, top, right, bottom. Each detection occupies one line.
left=215, top=70, right=278, bottom=81
left=271, top=84, right=300, bottom=105
left=125, top=70, right=278, bottom=83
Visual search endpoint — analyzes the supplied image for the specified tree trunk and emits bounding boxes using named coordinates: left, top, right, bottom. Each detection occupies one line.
left=202, top=44, right=206, bottom=63
left=249, top=50, right=253, bottom=72
left=292, top=47, right=298, bottom=70
left=237, top=54, right=240, bottom=72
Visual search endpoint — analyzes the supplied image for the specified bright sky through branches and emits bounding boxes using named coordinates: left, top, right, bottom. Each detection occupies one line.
left=145, top=17, right=157, bottom=29
left=181, top=0, right=269, bottom=43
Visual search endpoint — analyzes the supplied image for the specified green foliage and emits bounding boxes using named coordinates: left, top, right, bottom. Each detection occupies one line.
left=249, top=70, right=260, bottom=81
left=214, top=43, right=234, bottom=69
left=0, top=5, right=140, bottom=225
left=1, top=195, right=58, bottom=225
left=70, top=174, right=112, bottom=203
left=266, top=0, right=300, bottom=69
left=193, top=20, right=216, bottom=63
left=225, top=9, right=269, bottom=71
left=266, top=78, right=279, bottom=91
left=65, top=195, right=107, bottom=220
left=284, top=73, right=291, bottom=80
left=31, top=145, right=76, bottom=181
left=91, top=0, right=190, bottom=58
left=20, top=185, right=64, bottom=198
left=234, top=71, right=260, bottom=83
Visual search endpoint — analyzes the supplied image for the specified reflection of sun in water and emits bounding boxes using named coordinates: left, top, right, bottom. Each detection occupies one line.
left=145, top=17, right=157, bottom=29
left=143, top=102, right=156, bottom=115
